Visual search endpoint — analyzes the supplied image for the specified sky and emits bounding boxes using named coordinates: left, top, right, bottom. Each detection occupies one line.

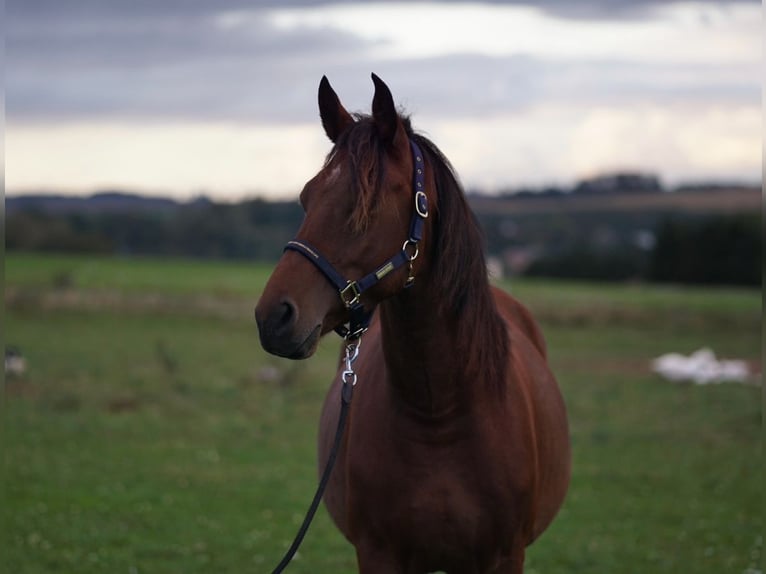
left=5, top=0, right=761, bottom=200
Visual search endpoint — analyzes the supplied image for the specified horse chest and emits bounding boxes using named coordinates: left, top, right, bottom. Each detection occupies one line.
left=345, top=417, right=520, bottom=564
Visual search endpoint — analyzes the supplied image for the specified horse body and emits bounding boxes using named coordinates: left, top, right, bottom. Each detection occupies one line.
left=318, top=286, right=569, bottom=573
left=256, top=74, right=570, bottom=573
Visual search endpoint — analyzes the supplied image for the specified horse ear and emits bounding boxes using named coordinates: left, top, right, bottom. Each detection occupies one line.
left=371, top=73, right=406, bottom=150
left=318, top=75, right=354, bottom=143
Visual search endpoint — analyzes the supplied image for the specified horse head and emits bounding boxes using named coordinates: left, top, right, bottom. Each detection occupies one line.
left=255, top=74, right=430, bottom=359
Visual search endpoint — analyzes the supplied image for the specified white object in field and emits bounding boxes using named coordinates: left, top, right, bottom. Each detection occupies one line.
left=651, top=348, right=751, bottom=384
left=5, top=348, right=27, bottom=376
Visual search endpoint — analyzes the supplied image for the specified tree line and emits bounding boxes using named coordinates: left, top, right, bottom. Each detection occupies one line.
left=5, top=194, right=760, bottom=286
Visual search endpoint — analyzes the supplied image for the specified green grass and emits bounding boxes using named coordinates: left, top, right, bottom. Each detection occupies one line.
left=497, top=276, right=760, bottom=330
left=5, top=252, right=271, bottom=297
left=530, top=326, right=761, bottom=574
left=4, top=253, right=762, bottom=573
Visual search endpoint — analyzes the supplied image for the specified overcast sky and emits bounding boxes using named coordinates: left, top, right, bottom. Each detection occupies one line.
left=5, top=0, right=761, bottom=199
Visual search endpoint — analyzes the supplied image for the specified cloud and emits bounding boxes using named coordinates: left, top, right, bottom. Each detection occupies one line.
left=8, top=0, right=758, bottom=21
left=7, top=101, right=760, bottom=197
left=6, top=4, right=374, bottom=122
left=7, top=50, right=757, bottom=126
left=7, top=1, right=758, bottom=124
left=5, top=0, right=760, bottom=195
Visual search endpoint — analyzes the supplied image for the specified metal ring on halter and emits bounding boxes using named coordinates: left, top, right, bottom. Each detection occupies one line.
left=402, top=239, right=419, bottom=261
left=345, top=341, right=361, bottom=365
left=341, top=341, right=361, bottom=386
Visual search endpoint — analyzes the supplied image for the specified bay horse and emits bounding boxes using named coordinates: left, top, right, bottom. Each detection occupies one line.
left=255, top=74, right=570, bottom=574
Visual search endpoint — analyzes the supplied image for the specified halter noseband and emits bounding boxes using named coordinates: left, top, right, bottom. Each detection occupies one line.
left=284, top=140, right=429, bottom=340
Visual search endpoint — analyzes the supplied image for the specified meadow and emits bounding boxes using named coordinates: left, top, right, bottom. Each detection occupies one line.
left=4, top=252, right=762, bottom=574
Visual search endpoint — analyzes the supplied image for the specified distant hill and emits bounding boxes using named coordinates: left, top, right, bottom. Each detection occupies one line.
left=7, top=184, right=760, bottom=217
left=5, top=184, right=759, bottom=285
left=469, top=186, right=761, bottom=217
left=5, top=192, right=191, bottom=215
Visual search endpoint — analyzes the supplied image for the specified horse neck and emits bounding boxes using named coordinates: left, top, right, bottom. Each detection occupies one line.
left=378, top=258, right=508, bottom=417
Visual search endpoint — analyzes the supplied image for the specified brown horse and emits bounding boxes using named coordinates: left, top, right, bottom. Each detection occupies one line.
left=255, top=74, right=570, bottom=574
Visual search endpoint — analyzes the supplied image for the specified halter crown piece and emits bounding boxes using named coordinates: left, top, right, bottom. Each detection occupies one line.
left=284, top=140, right=429, bottom=340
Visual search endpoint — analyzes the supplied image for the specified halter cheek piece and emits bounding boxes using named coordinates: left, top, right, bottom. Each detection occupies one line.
left=284, top=140, right=429, bottom=340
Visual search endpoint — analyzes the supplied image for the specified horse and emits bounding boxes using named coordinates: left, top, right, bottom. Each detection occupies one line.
left=255, top=74, right=570, bottom=574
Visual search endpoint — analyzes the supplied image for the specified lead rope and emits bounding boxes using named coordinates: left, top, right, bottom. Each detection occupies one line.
left=270, top=337, right=362, bottom=574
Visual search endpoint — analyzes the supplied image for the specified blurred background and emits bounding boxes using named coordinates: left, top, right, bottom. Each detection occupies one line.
left=5, top=0, right=761, bottom=284
left=4, top=1, right=762, bottom=573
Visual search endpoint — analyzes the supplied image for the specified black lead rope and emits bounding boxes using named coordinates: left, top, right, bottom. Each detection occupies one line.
left=270, top=342, right=359, bottom=574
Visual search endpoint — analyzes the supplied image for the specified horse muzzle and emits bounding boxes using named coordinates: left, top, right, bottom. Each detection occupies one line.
left=255, top=297, right=322, bottom=359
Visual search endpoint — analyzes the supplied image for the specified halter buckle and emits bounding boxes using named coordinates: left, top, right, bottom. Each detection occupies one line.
left=339, top=281, right=361, bottom=308
left=415, top=191, right=429, bottom=218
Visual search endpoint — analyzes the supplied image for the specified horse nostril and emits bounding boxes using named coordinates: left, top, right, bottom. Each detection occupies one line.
left=275, top=298, right=298, bottom=333
left=255, top=296, right=300, bottom=347
left=280, top=300, right=295, bottom=327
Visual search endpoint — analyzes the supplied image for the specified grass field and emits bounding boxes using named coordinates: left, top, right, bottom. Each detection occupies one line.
left=4, top=252, right=762, bottom=574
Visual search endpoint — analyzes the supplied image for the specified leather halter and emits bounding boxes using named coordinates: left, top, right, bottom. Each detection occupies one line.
left=284, top=140, right=429, bottom=340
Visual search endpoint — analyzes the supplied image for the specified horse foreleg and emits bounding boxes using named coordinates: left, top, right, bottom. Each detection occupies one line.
left=485, top=545, right=525, bottom=574
left=355, top=542, right=405, bottom=574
